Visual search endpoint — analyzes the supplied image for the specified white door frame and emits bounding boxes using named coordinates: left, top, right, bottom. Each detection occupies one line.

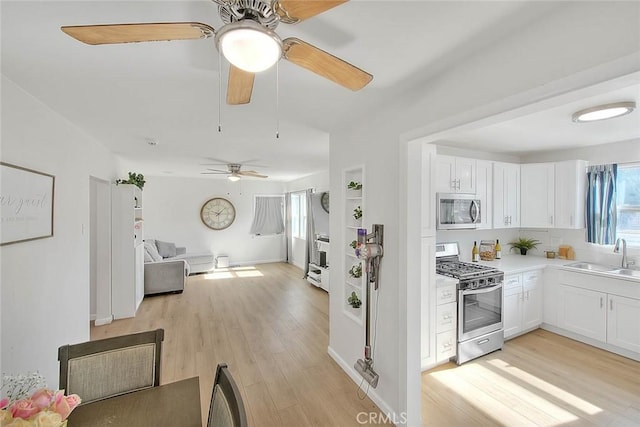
left=90, top=176, right=112, bottom=325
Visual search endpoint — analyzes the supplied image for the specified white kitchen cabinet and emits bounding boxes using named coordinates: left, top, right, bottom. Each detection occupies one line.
left=521, top=163, right=555, bottom=228
left=555, top=160, right=587, bottom=229
left=475, top=160, right=493, bottom=229
left=493, top=162, right=520, bottom=228
left=607, top=294, right=640, bottom=353
left=503, top=270, right=543, bottom=339
left=112, top=184, right=144, bottom=319
left=436, top=155, right=476, bottom=193
left=557, top=284, right=607, bottom=342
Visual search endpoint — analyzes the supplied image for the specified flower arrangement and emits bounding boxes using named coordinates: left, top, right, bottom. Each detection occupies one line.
left=1, top=373, right=81, bottom=427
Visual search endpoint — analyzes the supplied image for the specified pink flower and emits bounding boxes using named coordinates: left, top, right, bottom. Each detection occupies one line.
left=9, top=399, right=39, bottom=419
left=65, top=394, right=81, bottom=413
left=50, top=390, right=73, bottom=420
left=30, top=388, right=54, bottom=410
left=0, top=397, right=9, bottom=409
left=31, top=410, right=63, bottom=427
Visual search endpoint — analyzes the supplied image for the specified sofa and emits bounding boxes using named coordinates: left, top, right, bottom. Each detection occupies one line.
left=143, top=239, right=214, bottom=295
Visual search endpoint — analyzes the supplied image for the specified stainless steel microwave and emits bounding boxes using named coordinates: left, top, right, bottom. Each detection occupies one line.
left=436, top=193, right=481, bottom=230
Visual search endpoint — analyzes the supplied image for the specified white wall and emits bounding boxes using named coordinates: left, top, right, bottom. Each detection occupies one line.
left=329, top=2, right=640, bottom=423
left=142, top=176, right=286, bottom=266
left=286, top=170, right=329, bottom=193
left=1, top=75, right=117, bottom=386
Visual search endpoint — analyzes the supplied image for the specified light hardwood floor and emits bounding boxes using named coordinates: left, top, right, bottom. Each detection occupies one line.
left=91, top=263, right=388, bottom=426
left=422, top=329, right=640, bottom=426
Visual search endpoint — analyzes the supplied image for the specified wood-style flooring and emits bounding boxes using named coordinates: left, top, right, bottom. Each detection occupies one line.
left=92, top=262, right=640, bottom=426
left=91, top=263, right=386, bottom=426
left=422, top=329, right=640, bottom=426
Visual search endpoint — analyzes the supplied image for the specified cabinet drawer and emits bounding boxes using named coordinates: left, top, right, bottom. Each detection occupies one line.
left=436, top=302, right=457, bottom=332
left=504, top=274, right=522, bottom=291
left=436, top=330, right=456, bottom=362
left=436, top=284, right=457, bottom=304
left=523, top=270, right=542, bottom=288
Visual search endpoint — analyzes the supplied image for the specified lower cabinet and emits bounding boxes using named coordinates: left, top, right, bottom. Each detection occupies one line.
left=435, top=300, right=456, bottom=363
left=503, top=270, right=543, bottom=339
left=607, top=294, right=640, bottom=353
left=558, top=284, right=607, bottom=341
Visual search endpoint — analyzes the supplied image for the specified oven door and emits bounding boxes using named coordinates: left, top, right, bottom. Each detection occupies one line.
left=436, top=193, right=481, bottom=230
left=458, top=283, right=503, bottom=342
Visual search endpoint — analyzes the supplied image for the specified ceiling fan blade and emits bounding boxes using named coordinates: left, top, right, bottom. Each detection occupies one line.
left=227, top=65, right=255, bottom=105
left=205, top=168, right=229, bottom=173
left=201, top=172, right=229, bottom=175
left=61, top=22, right=214, bottom=45
left=283, top=38, right=372, bottom=91
left=238, top=171, right=268, bottom=178
left=274, top=0, right=348, bottom=23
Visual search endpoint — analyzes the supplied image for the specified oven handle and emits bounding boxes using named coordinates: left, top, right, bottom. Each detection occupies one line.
left=460, top=283, right=503, bottom=296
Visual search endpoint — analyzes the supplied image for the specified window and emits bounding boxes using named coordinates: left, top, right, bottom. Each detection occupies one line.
left=250, top=195, right=284, bottom=235
left=291, top=192, right=307, bottom=239
left=616, top=164, right=640, bottom=246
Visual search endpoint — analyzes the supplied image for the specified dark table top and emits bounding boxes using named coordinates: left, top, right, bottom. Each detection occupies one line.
left=67, top=377, right=201, bottom=427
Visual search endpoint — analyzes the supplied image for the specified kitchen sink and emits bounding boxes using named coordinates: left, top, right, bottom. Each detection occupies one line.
left=608, top=268, right=640, bottom=278
left=565, top=262, right=613, bottom=272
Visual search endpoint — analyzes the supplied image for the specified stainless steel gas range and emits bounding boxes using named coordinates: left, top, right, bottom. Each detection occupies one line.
left=435, top=242, right=504, bottom=365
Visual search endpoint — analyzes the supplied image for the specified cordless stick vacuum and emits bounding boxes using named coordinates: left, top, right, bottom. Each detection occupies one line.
left=354, top=224, right=384, bottom=388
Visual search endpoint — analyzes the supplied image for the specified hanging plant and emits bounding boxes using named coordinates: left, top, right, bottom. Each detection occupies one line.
left=348, top=263, right=362, bottom=278
left=353, top=206, right=362, bottom=220
left=116, top=172, right=145, bottom=190
left=347, top=291, right=362, bottom=308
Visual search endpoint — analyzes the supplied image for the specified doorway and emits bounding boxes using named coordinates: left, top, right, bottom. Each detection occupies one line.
left=90, top=176, right=112, bottom=325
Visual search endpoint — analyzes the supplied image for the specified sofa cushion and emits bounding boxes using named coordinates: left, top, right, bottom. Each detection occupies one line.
left=144, top=241, right=163, bottom=262
left=156, top=240, right=177, bottom=258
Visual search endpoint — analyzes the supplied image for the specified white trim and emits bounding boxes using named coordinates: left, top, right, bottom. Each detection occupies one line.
left=327, top=346, right=397, bottom=425
left=94, top=316, right=113, bottom=326
left=541, top=324, right=640, bottom=362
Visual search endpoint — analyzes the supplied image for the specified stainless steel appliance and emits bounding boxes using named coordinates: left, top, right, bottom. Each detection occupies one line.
left=436, top=193, right=481, bottom=230
left=435, top=242, right=504, bottom=365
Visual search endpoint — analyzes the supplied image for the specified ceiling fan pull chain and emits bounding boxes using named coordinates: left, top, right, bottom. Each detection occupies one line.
left=276, top=60, right=280, bottom=139
left=218, top=49, right=223, bottom=132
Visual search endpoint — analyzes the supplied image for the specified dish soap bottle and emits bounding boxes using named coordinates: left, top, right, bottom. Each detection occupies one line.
left=472, top=241, right=480, bottom=262
left=495, top=239, right=502, bottom=259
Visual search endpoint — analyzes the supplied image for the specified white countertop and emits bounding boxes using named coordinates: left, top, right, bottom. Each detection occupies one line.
left=475, top=255, right=573, bottom=274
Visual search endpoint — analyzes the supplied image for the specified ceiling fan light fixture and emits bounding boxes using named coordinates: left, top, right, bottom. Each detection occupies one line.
left=228, top=174, right=241, bottom=182
left=572, top=101, right=636, bottom=123
left=216, top=20, right=282, bottom=73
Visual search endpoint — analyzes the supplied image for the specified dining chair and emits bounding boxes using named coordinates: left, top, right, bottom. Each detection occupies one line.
left=207, top=363, right=248, bottom=427
left=58, top=329, right=164, bottom=404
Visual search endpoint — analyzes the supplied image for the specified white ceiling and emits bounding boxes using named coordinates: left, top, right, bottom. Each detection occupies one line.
left=2, top=1, right=638, bottom=180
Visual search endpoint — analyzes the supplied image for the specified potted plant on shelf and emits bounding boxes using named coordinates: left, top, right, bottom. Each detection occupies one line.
left=348, top=264, right=362, bottom=278
left=347, top=291, right=361, bottom=308
left=116, top=172, right=145, bottom=190
left=347, top=181, right=362, bottom=190
left=508, top=237, right=541, bottom=255
left=349, top=240, right=357, bottom=249
left=353, top=206, right=362, bottom=220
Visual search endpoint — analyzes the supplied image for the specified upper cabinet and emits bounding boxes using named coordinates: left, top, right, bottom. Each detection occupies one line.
left=555, top=160, right=587, bottom=229
left=475, top=160, right=493, bottom=229
left=493, top=162, right=520, bottom=228
left=520, top=160, right=587, bottom=229
left=436, top=155, right=476, bottom=193
left=521, top=163, right=555, bottom=228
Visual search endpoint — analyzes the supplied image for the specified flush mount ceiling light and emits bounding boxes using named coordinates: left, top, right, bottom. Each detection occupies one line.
left=228, top=173, right=241, bottom=182
left=572, top=101, right=636, bottom=123
left=215, top=20, right=282, bottom=73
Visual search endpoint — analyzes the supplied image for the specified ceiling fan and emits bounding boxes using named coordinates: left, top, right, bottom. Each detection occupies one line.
left=60, top=0, right=373, bottom=105
left=201, top=163, right=268, bottom=181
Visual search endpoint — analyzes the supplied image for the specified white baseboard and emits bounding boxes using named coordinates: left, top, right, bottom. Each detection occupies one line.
left=94, top=316, right=113, bottom=326
left=327, top=346, right=398, bottom=424
left=224, top=258, right=287, bottom=267
left=90, top=314, right=96, bottom=321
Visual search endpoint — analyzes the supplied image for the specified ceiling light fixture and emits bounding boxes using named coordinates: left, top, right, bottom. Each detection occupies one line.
left=228, top=174, right=241, bottom=182
left=572, top=101, right=636, bottom=123
left=215, top=20, right=282, bottom=73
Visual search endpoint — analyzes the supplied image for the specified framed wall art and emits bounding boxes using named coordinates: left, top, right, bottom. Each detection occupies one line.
left=1, top=162, right=55, bottom=246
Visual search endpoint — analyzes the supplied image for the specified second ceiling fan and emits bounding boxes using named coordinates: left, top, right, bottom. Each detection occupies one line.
left=61, top=0, right=373, bottom=105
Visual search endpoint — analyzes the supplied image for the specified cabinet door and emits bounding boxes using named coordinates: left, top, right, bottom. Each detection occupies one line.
left=555, top=160, right=587, bottom=229
left=607, top=294, right=640, bottom=353
left=476, top=160, right=492, bottom=229
left=522, top=270, right=542, bottom=330
left=503, top=287, right=522, bottom=339
left=521, top=163, right=555, bottom=228
left=435, top=155, right=456, bottom=193
left=493, top=163, right=507, bottom=228
left=558, top=285, right=606, bottom=341
left=456, top=157, right=476, bottom=193
left=505, top=163, right=521, bottom=228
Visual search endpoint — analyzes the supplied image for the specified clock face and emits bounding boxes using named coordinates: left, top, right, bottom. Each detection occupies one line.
left=200, top=198, right=236, bottom=230
left=321, top=192, right=330, bottom=213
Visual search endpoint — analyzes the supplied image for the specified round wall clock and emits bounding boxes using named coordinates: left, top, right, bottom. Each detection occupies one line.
left=321, top=192, right=330, bottom=213
left=200, top=198, right=236, bottom=230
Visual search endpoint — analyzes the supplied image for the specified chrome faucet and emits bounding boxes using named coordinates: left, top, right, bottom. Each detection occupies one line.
left=614, top=238, right=629, bottom=268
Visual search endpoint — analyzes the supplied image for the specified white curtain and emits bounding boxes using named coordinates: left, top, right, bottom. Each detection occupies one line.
left=250, top=196, right=284, bottom=235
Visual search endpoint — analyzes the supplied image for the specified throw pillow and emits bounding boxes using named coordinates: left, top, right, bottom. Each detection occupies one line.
left=144, top=241, right=163, bottom=262
left=156, top=240, right=177, bottom=258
